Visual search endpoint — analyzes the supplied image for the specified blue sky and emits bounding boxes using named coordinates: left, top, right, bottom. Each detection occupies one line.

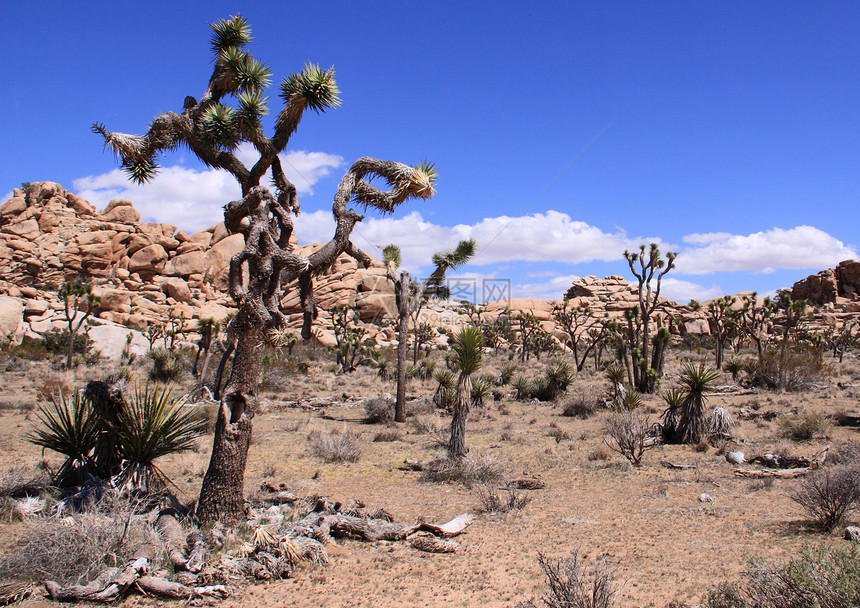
left=2, top=2, right=858, bottom=303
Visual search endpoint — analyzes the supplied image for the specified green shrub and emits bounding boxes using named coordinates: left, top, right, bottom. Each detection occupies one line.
left=147, top=348, right=184, bottom=383
left=778, top=408, right=833, bottom=441
left=705, top=545, right=860, bottom=608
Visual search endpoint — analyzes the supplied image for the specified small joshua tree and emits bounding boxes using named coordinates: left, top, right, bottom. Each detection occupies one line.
left=622, top=243, right=676, bottom=393
left=58, top=281, right=100, bottom=369
left=707, top=295, right=738, bottom=369
left=383, top=240, right=475, bottom=422
left=95, top=15, right=437, bottom=523
left=448, top=326, right=483, bottom=460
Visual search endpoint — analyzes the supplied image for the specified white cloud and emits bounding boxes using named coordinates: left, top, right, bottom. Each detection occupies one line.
left=511, top=274, right=581, bottom=301
left=659, top=278, right=724, bottom=303
left=72, top=145, right=343, bottom=232
left=1, top=190, right=13, bottom=204
left=293, top=209, right=660, bottom=272
left=682, top=232, right=733, bottom=245
left=676, top=226, right=857, bottom=275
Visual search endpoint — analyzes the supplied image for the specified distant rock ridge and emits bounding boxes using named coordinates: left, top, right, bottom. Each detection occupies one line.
left=0, top=182, right=856, bottom=358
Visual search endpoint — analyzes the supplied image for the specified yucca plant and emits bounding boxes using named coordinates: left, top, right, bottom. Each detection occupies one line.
left=676, top=363, right=721, bottom=445
left=618, top=384, right=643, bottom=411
left=605, top=364, right=627, bottom=405
left=433, top=370, right=455, bottom=410
left=512, top=375, right=531, bottom=401
left=27, top=391, right=99, bottom=488
left=660, top=387, right=685, bottom=443
left=470, top=375, right=493, bottom=408
left=448, top=326, right=483, bottom=460
left=723, top=358, right=743, bottom=384
left=544, top=359, right=574, bottom=400
left=111, top=384, right=208, bottom=493
left=497, top=363, right=517, bottom=386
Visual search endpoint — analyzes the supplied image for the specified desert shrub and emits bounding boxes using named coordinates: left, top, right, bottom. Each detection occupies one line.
left=475, top=483, right=531, bottom=514
left=405, top=396, right=434, bottom=417
left=752, top=346, right=827, bottom=391
left=0, top=498, right=158, bottom=585
left=372, top=429, right=402, bottom=442
left=43, top=328, right=88, bottom=359
left=147, top=348, right=183, bottom=383
left=261, top=354, right=312, bottom=390
left=410, top=414, right=448, bottom=446
left=705, top=545, right=860, bottom=608
left=790, top=465, right=860, bottom=531
left=27, top=390, right=99, bottom=488
left=827, top=440, right=860, bottom=467
left=364, top=397, right=394, bottom=423
left=587, top=444, right=613, bottom=462
left=777, top=408, right=833, bottom=441
left=35, top=375, right=73, bottom=404
left=512, top=375, right=531, bottom=400
left=518, top=549, right=616, bottom=608
left=309, top=428, right=361, bottom=463
left=562, top=387, right=603, bottom=419
left=0, top=464, right=51, bottom=499
left=421, top=454, right=504, bottom=487
left=603, top=409, right=653, bottom=466
left=547, top=422, right=571, bottom=443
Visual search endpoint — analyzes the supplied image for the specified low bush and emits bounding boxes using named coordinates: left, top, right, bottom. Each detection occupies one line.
left=309, top=428, right=361, bottom=463
left=147, top=348, right=183, bottom=383
left=475, top=483, right=531, bottom=514
left=372, top=429, right=402, bottom=442
left=561, top=387, right=603, bottom=419
left=777, top=408, right=833, bottom=441
left=603, top=409, right=653, bottom=466
left=705, top=545, right=860, bottom=608
left=364, top=397, right=394, bottom=423
left=421, top=455, right=504, bottom=487
left=0, top=496, right=158, bottom=585
left=518, top=549, right=616, bottom=608
left=790, top=465, right=860, bottom=531
left=752, top=346, right=827, bottom=391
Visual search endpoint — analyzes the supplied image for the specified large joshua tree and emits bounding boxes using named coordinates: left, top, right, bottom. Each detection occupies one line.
left=383, top=239, right=476, bottom=422
left=94, top=15, right=437, bottom=524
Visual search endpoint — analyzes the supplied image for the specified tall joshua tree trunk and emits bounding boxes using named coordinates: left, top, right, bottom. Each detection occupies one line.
left=94, top=15, right=438, bottom=524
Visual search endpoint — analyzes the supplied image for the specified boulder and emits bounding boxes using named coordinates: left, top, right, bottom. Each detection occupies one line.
left=129, top=244, right=168, bottom=274
left=792, top=269, right=838, bottom=305
left=100, top=204, right=141, bottom=223
left=162, top=277, right=194, bottom=303
left=171, top=250, right=207, bottom=277
left=87, top=322, right=149, bottom=363
left=355, top=292, right=396, bottom=322
left=0, top=296, right=23, bottom=339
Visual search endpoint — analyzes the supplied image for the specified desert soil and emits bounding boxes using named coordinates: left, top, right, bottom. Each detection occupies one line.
left=1, top=348, right=858, bottom=608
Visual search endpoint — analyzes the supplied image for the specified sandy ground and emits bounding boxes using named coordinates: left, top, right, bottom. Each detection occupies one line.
left=1, top=347, right=859, bottom=607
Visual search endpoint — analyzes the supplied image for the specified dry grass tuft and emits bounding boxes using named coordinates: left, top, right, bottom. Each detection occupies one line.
left=309, top=428, right=361, bottom=463
left=475, top=483, right=532, bottom=514
left=421, top=455, right=504, bottom=487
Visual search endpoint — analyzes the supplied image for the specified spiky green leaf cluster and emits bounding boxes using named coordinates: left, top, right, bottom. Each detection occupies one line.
left=210, top=14, right=252, bottom=54
left=200, top=103, right=239, bottom=149
left=432, top=239, right=477, bottom=270
left=382, top=244, right=402, bottom=269
left=279, top=63, right=341, bottom=112
left=679, top=363, right=721, bottom=393
left=27, top=391, right=99, bottom=464
left=113, top=384, right=208, bottom=489
left=123, top=158, right=159, bottom=185
left=451, top=326, right=483, bottom=377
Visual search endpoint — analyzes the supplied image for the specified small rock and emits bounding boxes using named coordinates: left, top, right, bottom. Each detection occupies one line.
left=844, top=526, right=860, bottom=542
left=699, top=493, right=713, bottom=503
left=726, top=451, right=745, bottom=465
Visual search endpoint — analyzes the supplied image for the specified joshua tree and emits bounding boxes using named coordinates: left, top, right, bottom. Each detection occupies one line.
left=193, top=317, right=220, bottom=378
left=94, top=15, right=437, bottom=523
left=58, top=281, right=100, bottom=369
left=383, top=240, right=475, bottom=422
left=738, top=292, right=773, bottom=356
left=675, top=363, right=721, bottom=445
left=622, top=243, right=677, bottom=393
left=448, top=326, right=483, bottom=460
left=707, top=295, right=737, bottom=368
left=553, top=300, right=608, bottom=372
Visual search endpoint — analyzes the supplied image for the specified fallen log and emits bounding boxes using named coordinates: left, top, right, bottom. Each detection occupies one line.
left=409, top=532, right=459, bottom=553
left=322, top=513, right=419, bottom=541
left=507, top=477, right=546, bottom=490
left=734, top=467, right=816, bottom=479
left=156, top=509, right=188, bottom=571
left=45, top=544, right=157, bottom=602
left=661, top=461, right=696, bottom=470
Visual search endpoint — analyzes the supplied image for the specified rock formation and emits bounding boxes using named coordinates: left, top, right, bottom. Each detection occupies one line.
left=0, top=182, right=856, bottom=361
